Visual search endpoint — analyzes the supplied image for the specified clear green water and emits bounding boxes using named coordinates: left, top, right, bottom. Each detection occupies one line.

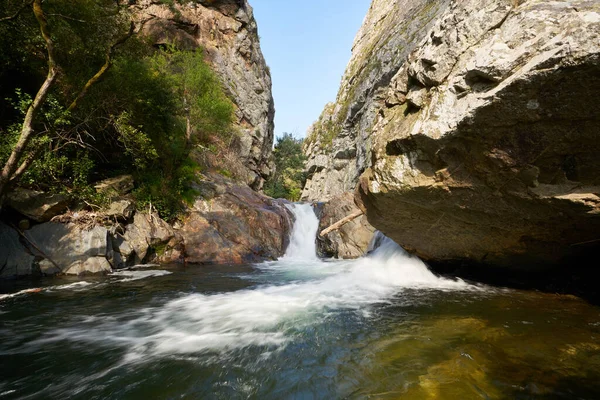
left=1, top=257, right=600, bottom=400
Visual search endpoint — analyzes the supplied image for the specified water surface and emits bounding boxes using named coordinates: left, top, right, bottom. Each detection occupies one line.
left=1, top=205, right=599, bottom=399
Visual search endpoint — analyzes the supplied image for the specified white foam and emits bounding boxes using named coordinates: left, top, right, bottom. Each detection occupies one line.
left=0, top=288, right=43, bottom=301
left=47, top=281, right=93, bottom=291
left=110, top=269, right=172, bottom=282
left=30, top=209, right=480, bottom=360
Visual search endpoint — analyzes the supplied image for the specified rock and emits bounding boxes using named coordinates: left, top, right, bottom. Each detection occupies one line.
left=94, top=175, right=134, bottom=198
left=135, top=0, right=275, bottom=187
left=181, top=176, right=293, bottom=264
left=353, top=0, right=600, bottom=268
left=103, top=199, right=135, bottom=220
left=0, top=222, right=35, bottom=278
left=6, top=188, right=69, bottom=222
left=122, top=212, right=176, bottom=264
left=302, top=0, right=451, bottom=201
left=24, top=223, right=112, bottom=275
left=316, top=193, right=376, bottom=259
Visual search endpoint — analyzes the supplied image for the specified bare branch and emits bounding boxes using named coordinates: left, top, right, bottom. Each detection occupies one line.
left=0, top=0, right=58, bottom=197
left=46, top=13, right=87, bottom=23
left=10, top=146, right=42, bottom=182
left=0, top=0, right=33, bottom=23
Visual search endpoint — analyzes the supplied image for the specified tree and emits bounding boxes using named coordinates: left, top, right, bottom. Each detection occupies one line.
left=264, top=133, right=307, bottom=201
left=0, top=0, right=137, bottom=201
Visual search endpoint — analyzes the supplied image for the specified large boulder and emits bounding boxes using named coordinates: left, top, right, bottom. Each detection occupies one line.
left=0, top=222, right=35, bottom=278
left=356, top=0, right=600, bottom=268
left=122, top=213, right=177, bottom=264
left=6, top=188, right=69, bottom=222
left=316, top=193, right=376, bottom=259
left=24, top=223, right=112, bottom=275
left=181, top=176, right=293, bottom=264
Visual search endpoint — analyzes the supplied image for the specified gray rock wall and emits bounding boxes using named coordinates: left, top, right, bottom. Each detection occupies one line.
left=302, top=0, right=451, bottom=201
left=303, top=0, right=600, bottom=268
left=356, top=0, right=600, bottom=268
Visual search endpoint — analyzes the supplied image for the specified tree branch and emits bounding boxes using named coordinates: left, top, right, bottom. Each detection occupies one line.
left=0, top=0, right=33, bottom=23
left=9, top=145, right=43, bottom=183
left=0, top=0, right=58, bottom=197
left=66, top=20, right=136, bottom=113
left=319, top=210, right=364, bottom=237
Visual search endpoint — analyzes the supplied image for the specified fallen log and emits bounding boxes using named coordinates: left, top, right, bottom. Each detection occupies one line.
left=319, top=209, right=364, bottom=237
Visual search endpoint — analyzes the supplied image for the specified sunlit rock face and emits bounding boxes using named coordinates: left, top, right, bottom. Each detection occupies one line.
left=302, top=0, right=451, bottom=201
left=356, top=0, right=600, bottom=268
left=134, top=0, right=275, bottom=189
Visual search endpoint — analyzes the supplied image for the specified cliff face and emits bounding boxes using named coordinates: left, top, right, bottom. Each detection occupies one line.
left=304, top=0, right=600, bottom=269
left=135, top=0, right=275, bottom=189
left=301, top=0, right=451, bottom=201
left=355, top=0, right=600, bottom=268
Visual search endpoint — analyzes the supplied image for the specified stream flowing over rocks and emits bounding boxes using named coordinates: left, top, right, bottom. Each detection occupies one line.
left=303, top=0, right=600, bottom=271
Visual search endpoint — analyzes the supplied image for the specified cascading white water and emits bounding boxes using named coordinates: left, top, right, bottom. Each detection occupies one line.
left=282, top=203, right=320, bottom=260
left=30, top=203, right=478, bottom=360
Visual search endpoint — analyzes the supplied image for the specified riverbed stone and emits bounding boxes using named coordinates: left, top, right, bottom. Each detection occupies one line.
left=122, top=212, right=175, bottom=264
left=103, top=199, right=135, bottom=220
left=181, top=175, right=293, bottom=264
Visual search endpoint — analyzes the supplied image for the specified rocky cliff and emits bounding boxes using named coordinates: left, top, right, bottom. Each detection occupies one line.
left=305, top=0, right=600, bottom=269
left=302, top=0, right=451, bottom=201
left=135, top=0, right=275, bottom=189
left=0, top=0, right=288, bottom=279
left=356, top=0, right=600, bottom=268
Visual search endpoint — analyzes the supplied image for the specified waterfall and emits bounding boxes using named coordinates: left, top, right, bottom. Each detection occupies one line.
left=282, top=203, right=320, bottom=260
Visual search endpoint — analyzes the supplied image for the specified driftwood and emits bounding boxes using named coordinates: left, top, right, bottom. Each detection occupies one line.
left=319, top=210, right=363, bottom=237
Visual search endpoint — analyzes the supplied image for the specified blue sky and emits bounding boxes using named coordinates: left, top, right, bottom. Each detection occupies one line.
left=250, top=0, right=371, bottom=140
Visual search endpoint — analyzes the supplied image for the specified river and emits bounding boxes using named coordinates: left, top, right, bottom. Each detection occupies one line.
left=1, top=204, right=600, bottom=399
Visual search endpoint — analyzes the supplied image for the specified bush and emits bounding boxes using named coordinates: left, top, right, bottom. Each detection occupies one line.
left=0, top=2, right=234, bottom=220
left=264, top=133, right=307, bottom=201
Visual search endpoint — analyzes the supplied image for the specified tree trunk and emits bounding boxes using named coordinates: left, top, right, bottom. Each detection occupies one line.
left=0, top=0, right=56, bottom=200
left=319, top=210, right=364, bottom=237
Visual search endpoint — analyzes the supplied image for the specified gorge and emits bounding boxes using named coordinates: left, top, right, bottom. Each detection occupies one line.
left=1, top=0, right=600, bottom=398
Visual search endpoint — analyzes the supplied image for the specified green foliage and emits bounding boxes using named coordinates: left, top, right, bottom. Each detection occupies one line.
left=0, top=1, right=234, bottom=220
left=264, top=133, right=307, bottom=201
left=150, top=48, right=234, bottom=144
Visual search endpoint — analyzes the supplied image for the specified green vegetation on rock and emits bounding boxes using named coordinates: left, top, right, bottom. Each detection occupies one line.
left=0, top=0, right=234, bottom=220
left=264, top=133, right=306, bottom=201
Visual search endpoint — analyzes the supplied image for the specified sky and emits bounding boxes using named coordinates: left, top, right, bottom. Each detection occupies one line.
left=250, top=0, right=371, bottom=140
